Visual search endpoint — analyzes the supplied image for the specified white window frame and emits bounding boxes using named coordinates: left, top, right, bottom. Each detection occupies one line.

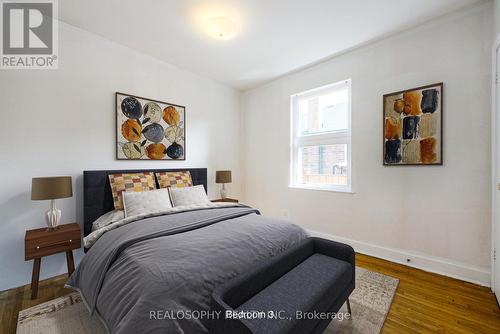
left=289, top=79, right=352, bottom=193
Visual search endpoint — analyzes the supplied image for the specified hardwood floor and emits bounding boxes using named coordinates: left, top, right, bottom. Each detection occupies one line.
left=357, top=254, right=500, bottom=334
left=0, top=274, right=72, bottom=334
left=1, top=254, right=500, bottom=333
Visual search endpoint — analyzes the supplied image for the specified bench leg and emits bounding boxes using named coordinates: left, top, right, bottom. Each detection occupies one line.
left=346, top=298, right=352, bottom=315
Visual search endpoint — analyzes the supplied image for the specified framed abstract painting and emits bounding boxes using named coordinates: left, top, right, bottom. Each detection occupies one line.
left=116, top=92, right=185, bottom=160
left=383, top=83, right=443, bottom=166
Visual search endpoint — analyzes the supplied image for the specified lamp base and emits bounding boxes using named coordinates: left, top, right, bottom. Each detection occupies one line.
left=220, top=184, right=227, bottom=199
left=46, top=199, right=61, bottom=229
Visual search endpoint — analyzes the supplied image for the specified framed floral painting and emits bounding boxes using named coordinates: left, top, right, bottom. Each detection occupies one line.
left=116, top=92, right=185, bottom=160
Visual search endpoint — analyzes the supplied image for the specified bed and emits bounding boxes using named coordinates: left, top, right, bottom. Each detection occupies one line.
left=67, top=168, right=307, bottom=334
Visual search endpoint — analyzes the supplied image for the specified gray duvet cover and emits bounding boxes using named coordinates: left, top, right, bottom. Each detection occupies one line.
left=67, top=206, right=307, bottom=334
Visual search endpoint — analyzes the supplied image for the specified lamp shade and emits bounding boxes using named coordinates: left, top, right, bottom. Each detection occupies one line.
left=215, top=170, right=232, bottom=184
left=31, top=176, right=73, bottom=200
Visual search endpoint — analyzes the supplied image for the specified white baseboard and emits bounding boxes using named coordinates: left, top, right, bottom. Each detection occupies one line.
left=307, top=229, right=491, bottom=287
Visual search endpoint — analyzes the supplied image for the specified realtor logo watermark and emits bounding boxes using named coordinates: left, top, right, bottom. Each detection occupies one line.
left=1, top=0, right=58, bottom=69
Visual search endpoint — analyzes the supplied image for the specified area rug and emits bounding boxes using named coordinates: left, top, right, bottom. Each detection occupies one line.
left=17, top=267, right=398, bottom=334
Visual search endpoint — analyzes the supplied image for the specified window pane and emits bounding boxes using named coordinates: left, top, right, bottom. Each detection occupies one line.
left=298, top=87, right=348, bottom=135
left=297, top=144, right=348, bottom=186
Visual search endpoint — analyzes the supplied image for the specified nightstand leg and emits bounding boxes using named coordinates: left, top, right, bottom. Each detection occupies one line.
left=31, top=258, right=41, bottom=300
left=66, top=250, right=75, bottom=275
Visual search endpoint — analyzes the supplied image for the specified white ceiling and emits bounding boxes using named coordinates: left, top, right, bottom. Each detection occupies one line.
left=59, top=0, right=483, bottom=90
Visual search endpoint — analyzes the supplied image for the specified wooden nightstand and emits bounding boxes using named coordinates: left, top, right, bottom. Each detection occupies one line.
left=211, top=198, right=239, bottom=203
left=25, top=223, right=81, bottom=299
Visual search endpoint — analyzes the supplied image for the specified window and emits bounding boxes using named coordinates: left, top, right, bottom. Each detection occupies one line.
left=290, top=80, right=352, bottom=192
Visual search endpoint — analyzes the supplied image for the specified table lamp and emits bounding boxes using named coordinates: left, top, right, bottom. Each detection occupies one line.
left=215, top=171, right=232, bottom=199
left=31, top=176, right=73, bottom=229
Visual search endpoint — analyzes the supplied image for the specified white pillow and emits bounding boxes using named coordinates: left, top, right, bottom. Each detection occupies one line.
left=169, top=185, right=210, bottom=207
left=92, top=210, right=125, bottom=231
left=122, top=188, right=173, bottom=217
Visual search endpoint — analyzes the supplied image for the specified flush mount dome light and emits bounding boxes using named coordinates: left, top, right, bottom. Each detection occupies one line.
left=206, top=17, right=238, bottom=40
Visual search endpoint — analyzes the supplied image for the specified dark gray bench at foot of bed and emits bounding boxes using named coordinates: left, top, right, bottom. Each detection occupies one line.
left=209, top=237, right=355, bottom=334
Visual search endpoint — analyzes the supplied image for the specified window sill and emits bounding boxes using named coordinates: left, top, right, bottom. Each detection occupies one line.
left=288, top=184, right=355, bottom=194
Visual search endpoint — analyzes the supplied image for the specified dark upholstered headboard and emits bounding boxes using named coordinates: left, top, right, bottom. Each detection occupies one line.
left=83, top=168, right=207, bottom=237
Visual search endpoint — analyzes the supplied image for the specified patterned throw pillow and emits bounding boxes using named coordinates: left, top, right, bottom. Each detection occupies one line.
left=155, top=171, right=193, bottom=189
left=108, top=173, right=156, bottom=210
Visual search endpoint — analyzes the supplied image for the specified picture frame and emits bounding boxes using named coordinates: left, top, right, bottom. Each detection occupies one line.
left=383, top=83, right=443, bottom=166
left=115, top=92, right=186, bottom=160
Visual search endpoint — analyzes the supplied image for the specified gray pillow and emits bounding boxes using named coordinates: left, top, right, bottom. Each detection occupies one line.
left=122, top=188, right=173, bottom=217
left=169, top=185, right=210, bottom=207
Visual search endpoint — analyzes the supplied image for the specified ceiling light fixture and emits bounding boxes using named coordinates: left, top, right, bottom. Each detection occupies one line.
left=205, top=17, right=238, bottom=40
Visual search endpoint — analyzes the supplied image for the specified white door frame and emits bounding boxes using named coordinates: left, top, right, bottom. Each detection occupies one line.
left=491, top=33, right=500, bottom=291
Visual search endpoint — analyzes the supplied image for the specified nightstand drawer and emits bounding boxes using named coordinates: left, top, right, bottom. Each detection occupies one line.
left=25, top=237, right=80, bottom=260
left=25, top=223, right=81, bottom=260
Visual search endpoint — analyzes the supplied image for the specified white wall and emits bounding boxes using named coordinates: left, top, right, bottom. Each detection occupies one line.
left=241, top=4, right=493, bottom=285
left=0, top=22, right=242, bottom=291
left=495, top=0, right=500, bottom=37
